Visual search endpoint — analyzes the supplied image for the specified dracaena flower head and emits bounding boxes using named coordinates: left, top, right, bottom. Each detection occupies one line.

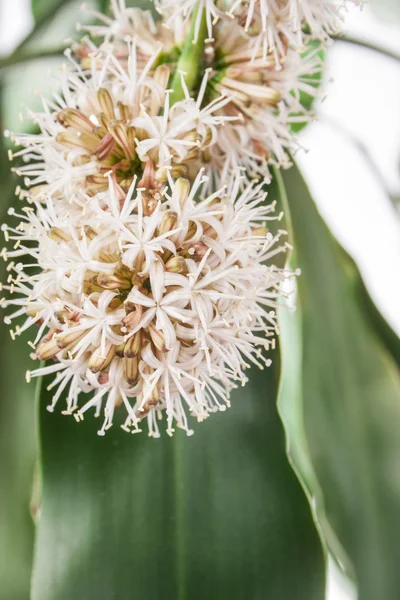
left=74, top=4, right=323, bottom=182
left=7, top=33, right=231, bottom=202
left=2, top=172, right=294, bottom=437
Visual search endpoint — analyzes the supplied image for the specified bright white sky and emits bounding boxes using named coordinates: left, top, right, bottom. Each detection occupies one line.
left=0, top=2, right=399, bottom=599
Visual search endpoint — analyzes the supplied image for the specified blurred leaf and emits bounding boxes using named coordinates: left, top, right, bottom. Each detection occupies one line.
left=369, top=0, right=400, bottom=25
left=290, top=40, right=324, bottom=135
left=30, top=0, right=76, bottom=22
left=355, top=278, right=400, bottom=368
left=31, top=352, right=325, bottom=599
left=279, top=162, right=400, bottom=600
left=3, top=1, right=99, bottom=134
left=0, top=89, right=36, bottom=600
left=97, top=0, right=155, bottom=16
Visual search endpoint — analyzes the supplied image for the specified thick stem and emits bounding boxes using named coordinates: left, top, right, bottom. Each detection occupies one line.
left=170, top=5, right=208, bottom=104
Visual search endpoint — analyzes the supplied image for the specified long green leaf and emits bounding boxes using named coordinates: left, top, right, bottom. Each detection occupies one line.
left=279, top=163, right=400, bottom=600
left=32, top=348, right=325, bottom=599
left=0, top=89, right=36, bottom=600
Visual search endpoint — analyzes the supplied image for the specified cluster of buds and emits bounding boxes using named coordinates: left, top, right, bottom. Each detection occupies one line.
left=8, top=40, right=234, bottom=200
left=2, top=0, right=356, bottom=435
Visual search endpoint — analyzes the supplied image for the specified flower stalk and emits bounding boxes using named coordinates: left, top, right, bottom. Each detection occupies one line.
left=170, top=5, right=208, bottom=104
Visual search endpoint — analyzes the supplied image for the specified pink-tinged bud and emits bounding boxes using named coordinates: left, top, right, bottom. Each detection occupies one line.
left=138, top=159, right=155, bottom=189
left=187, top=241, right=209, bottom=261
left=108, top=123, right=135, bottom=161
left=95, top=133, right=116, bottom=161
left=122, top=304, right=143, bottom=332
left=57, top=108, right=95, bottom=134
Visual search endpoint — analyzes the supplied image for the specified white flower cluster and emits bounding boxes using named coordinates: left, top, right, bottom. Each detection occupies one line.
left=2, top=171, right=291, bottom=436
left=2, top=0, right=355, bottom=435
left=86, top=0, right=359, bottom=58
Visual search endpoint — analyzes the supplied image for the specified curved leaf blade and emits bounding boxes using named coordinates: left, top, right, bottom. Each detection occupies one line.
left=32, top=354, right=325, bottom=599
left=280, top=163, right=400, bottom=600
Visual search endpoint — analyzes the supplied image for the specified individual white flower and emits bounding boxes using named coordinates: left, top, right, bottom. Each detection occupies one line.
left=3, top=173, right=294, bottom=436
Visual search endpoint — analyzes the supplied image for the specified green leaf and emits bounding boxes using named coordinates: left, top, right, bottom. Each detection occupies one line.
left=290, top=40, right=324, bottom=135
left=32, top=351, right=325, bottom=599
left=0, top=325, right=36, bottom=600
left=31, top=0, right=73, bottom=21
left=97, top=0, right=155, bottom=16
left=354, top=277, right=400, bottom=368
left=369, top=0, right=400, bottom=25
left=279, top=163, right=400, bottom=600
left=0, top=91, right=36, bottom=600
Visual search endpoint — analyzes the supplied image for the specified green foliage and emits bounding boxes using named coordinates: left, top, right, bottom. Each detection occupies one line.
left=290, top=40, right=324, bottom=134
left=0, top=92, right=36, bottom=600
left=279, top=163, right=400, bottom=600
left=369, top=0, right=400, bottom=25
left=98, top=0, right=155, bottom=15
left=31, top=355, right=325, bottom=599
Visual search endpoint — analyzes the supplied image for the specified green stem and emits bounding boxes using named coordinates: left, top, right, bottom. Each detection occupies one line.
left=170, top=5, right=208, bottom=104
left=333, top=35, right=400, bottom=63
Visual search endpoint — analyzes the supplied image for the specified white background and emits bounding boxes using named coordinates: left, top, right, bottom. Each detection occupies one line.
left=1, top=1, right=399, bottom=599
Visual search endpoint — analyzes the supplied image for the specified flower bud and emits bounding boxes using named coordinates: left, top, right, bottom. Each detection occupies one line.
left=108, top=123, right=135, bottom=161
left=88, top=342, right=116, bottom=373
left=97, top=88, right=115, bottom=120
left=172, top=178, right=190, bottom=208
left=36, top=335, right=60, bottom=360
left=122, top=303, right=143, bottom=332
left=124, top=355, right=139, bottom=385
left=148, top=323, right=167, bottom=352
left=187, top=241, right=209, bottom=261
left=115, top=343, right=126, bottom=358
left=124, top=331, right=142, bottom=358
left=165, top=255, right=188, bottom=274
left=48, top=228, right=72, bottom=243
left=252, top=226, right=268, bottom=238
left=158, top=211, right=178, bottom=235
left=97, top=273, right=132, bottom=291
left=57, top=108, right=95, bottom=134
left=56, top=327, right=86, bottom=350
left=155, top=165, right=188, bottom=182
left=95, top=132, right=116, bottom=161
